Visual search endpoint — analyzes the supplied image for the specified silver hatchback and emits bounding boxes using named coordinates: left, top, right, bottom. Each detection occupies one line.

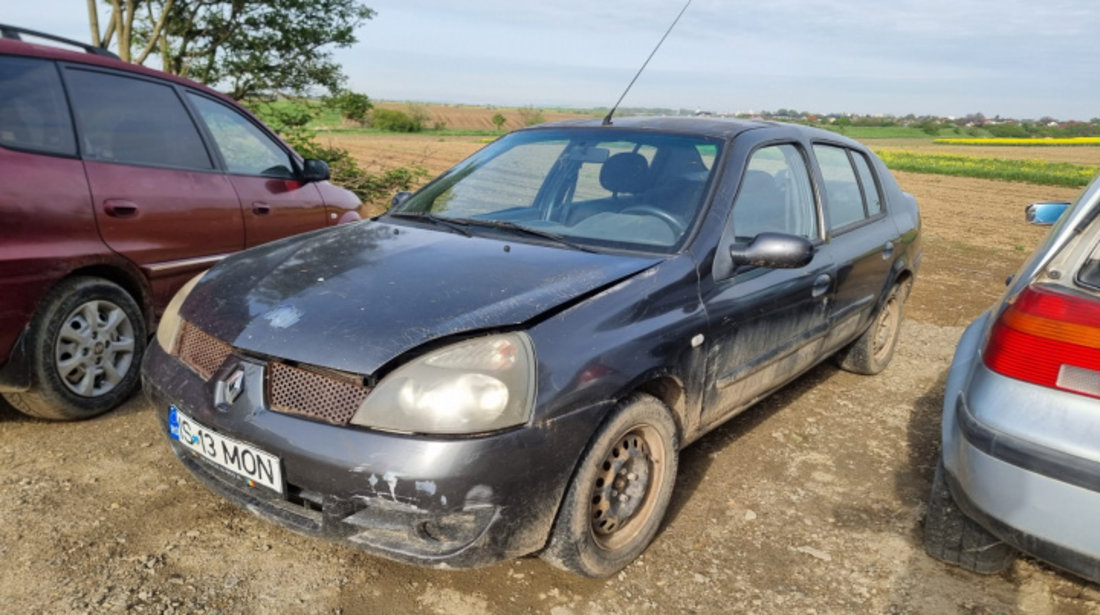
left=926, top=177, right=1100, bottom=582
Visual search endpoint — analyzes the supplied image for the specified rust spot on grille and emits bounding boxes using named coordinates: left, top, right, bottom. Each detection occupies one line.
left=177, top=321, right=232, bottom=380
left=268, top=362, right=371, bottom=425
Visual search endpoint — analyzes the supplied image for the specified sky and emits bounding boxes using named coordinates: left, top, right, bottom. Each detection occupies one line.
left=10, top=0, right=1100, bottom=120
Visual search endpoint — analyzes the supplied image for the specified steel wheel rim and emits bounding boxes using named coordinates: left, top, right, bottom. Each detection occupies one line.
left=54, top=299, right=136, bottom=397
left=872, top=293, right=901, bottom=363
left=589, top=423, right=667, bottom=551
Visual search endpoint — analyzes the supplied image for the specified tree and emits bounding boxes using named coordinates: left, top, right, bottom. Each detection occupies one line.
left=326, top=89, right=373, bottom=125
left=87, top=0, right=375, bottom=100
left=86, top=0, right=175, bottom=64
left=517, top=106, right=545, bottom=126
left=491, top=112, right=506, bottom=131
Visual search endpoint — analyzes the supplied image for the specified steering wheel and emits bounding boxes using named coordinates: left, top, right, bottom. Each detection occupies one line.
left=620, top=205, right=685, bottom=235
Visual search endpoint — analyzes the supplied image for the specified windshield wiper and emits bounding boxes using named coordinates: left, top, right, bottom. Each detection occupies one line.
left=387, top=212, right=473, bottom=237
left=458, top=219, right=597, bottom=253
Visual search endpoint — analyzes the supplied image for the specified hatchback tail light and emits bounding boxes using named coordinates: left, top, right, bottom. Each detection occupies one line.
left=984, top=284, right=1100, bottom=398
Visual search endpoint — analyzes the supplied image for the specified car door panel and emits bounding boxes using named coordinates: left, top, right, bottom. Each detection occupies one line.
left=185, top=93, right=327, bottom=247
left=64, top=67, right=245, bottom=307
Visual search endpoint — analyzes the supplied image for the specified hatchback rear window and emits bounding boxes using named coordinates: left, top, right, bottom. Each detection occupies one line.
left=0, top=56, right=76, bottom=156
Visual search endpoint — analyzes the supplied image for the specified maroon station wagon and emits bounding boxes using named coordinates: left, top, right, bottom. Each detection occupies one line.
left=0, top=25, right=361, bottom=420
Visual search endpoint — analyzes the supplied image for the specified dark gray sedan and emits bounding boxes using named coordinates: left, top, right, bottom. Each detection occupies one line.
left=142, top=117, right=921, bottom=577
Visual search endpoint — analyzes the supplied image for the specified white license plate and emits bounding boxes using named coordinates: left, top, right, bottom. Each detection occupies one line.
left=169, top=406, right=284, bottom=495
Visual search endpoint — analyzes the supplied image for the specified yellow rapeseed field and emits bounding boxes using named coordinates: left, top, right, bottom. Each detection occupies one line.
left=933, top=137, right=1100, bottom=146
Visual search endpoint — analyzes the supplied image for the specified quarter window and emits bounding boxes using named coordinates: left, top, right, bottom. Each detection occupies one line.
left=732, top=144, right=817, bottom=241
left=0, top=56, right=76, bottom=156
left=187, top=94, right=296, bottom=178
left=850, top=153, right=883, bottom=216
left=65, top=69, right=212, bottom=170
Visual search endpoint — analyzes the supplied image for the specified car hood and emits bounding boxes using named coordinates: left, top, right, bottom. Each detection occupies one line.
left=182, top=220, right=662, bottom=375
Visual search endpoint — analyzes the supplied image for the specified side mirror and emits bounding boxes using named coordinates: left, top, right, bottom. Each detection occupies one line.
left=391, top=191, right=412, bottom=208
left=300, top=159, right=330, bottom=182
left=1026, top=201, right=1070, bottom=225
left=729, top=232, right=814, bottom=269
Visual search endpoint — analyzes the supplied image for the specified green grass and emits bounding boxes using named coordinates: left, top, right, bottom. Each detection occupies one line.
left=874, top=150, right=1099, bottom=187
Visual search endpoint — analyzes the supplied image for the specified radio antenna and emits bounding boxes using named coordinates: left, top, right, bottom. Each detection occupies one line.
left=602, top=0, right=693, bottom=126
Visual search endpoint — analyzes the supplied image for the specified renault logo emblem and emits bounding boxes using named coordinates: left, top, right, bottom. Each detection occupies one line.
left=216, top=368, right=246, bottom=410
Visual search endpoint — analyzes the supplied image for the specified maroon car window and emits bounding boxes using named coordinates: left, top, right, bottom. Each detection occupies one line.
left=64, top=69, right=213, bottom=170
left=186, top=93, right=296, bottom=179
left=0, top=56, right=76, bottom=156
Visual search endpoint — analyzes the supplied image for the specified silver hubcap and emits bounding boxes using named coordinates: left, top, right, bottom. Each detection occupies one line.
left=54, top=300, right=135, bottom=397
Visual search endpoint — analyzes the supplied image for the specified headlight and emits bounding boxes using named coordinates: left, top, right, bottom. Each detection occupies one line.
left=156, top=272, right=205, bottom=353
left=351, top=332, right=536, bottom=435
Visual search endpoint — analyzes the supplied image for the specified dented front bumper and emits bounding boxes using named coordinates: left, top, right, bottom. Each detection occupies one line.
left=142, top=343, right=607, bottom=569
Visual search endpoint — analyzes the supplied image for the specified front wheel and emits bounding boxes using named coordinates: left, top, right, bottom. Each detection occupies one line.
left=541, top=393, right=679, bottom=577
left=3, top=277, right=146, bottom=420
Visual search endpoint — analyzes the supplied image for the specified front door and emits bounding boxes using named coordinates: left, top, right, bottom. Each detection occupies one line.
left=700, top=143, right=833, bottom=428
left=185, top=93, right=327, bottom=248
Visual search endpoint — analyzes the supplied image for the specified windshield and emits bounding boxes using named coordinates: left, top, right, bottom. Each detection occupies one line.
left=389, top=129, right=723, bottom=253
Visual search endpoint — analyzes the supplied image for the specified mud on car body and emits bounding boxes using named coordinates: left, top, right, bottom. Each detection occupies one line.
left=143, top=117, right=921, bottom=577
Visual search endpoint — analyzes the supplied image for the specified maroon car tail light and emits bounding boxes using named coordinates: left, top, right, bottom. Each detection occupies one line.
left=267, top=362, right=372, bottom=425
left=177, top=321, right=233, bottom=380
left=984, top=284, right=1100, bottom=398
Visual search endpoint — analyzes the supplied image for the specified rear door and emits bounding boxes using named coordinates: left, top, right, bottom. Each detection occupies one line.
left=185, top=92, right=327, bottom=247
left=64, top=66, right=243, bottom=307
left=812, top=144, right=899, bottom=350
left=699, top=143, right=834, bottom=427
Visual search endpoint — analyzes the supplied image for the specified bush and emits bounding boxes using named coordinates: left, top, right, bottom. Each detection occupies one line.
left=325, top=89, right=373, bottom=125
left=372, top=108, right=421, bottom=132
left=247, top=100, right=428, bottom=206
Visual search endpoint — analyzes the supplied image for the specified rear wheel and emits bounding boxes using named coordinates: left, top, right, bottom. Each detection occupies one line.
left=3, top=277, right=145, bottom=420
left=541, top=393, right=679, bottom=578
left=836, top=279, right=909, bottom=375
left=923, top=458, right=1014, bottom=574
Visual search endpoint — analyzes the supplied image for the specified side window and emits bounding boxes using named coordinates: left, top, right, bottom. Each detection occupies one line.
left=850, top=152, right=883, bottom=216
left=814, top=144, right=866, bottom=231
left=187, top=93, right=296, bottom=178
left=65, top=69, right=212, bottom=170
left=0, top=56, right=76, bottom=156
left=731, top=144, right=817, bottom=241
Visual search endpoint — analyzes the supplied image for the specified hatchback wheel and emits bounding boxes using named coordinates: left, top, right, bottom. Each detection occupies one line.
left=4, top=277, right=145, bottom=420
left=837, top=279, right=909, bottom=375
left=923, top=458, right=1014, bottom=574
left=541, top=393, right=678, bottom=577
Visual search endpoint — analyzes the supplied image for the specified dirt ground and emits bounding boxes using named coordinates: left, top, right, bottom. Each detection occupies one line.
left=4, top=139, right=1100, bottom=614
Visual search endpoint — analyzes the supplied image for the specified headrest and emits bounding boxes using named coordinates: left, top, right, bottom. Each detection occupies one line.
left=600, top=152, right=649, bottom=194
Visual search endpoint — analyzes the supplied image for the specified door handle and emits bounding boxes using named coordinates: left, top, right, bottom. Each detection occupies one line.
left=812, top=273, right=832, bottom=298
left=103, top=199, right=139, bottom=218
left=252, top=201, right=272, bottom=215
left=883, top=241, right=895, bottom=259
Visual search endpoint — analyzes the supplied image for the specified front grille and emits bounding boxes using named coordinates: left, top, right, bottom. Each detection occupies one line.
left=268, top=362, right=371, bottom=425
left=177, top=321, right=233, bottom=380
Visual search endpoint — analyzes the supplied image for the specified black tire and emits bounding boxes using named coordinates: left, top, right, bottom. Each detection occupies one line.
left=541, top=393, right=679, bottom=578
left=3, top=277, right=146, bottom=420
left=923, top=458, right=1014, bottom=574
left=836, top=279, right=910, bottom=375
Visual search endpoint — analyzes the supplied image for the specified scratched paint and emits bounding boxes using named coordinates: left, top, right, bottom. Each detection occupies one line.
left=262, top=305, right=302, bottom=328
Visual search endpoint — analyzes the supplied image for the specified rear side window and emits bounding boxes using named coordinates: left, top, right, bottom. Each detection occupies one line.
left=187, top=93, right=296, bottom=178
left=65, top=69, right=212, bottom=170
left=0, top=56, right=76, bottom=156
left=814, top=144, right=884, bottom=231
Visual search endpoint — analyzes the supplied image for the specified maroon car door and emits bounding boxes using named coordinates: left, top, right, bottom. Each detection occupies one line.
left=185, top=93, right=327, bottom=247
left=64, top=67, right=244, bottom=307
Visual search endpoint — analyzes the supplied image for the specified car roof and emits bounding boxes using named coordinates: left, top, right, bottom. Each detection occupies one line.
left=0, top=37, right=236, bottom=105
left=532, top=115, right=864, bottom=146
